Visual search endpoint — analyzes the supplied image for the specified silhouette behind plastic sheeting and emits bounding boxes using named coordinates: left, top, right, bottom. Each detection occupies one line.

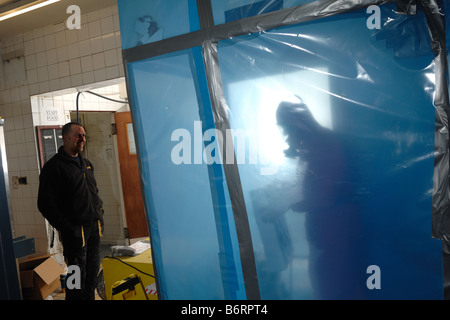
left=276, top=100, right=365, bottom=299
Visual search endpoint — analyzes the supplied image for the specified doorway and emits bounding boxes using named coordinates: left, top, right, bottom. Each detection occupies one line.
left=30, top=79, right=149, bottom=261
left=114, top=112, right=148, bottom=239
left=73, top=111, right=148, bottom=243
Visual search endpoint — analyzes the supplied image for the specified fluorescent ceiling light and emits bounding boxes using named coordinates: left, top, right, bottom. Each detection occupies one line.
left=0, top=0, right=61, bottom=22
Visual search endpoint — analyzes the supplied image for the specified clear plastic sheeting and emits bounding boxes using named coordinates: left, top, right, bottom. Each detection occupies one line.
left=119, top=0, right=448, bottom=300
left=217, top=5, right=441, bottom=299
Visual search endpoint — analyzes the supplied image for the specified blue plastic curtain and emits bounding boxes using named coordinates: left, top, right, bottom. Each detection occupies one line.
left=118, top=0, right=446, bottom=300
left=217, top=8, right=441, bottom=299
left=126, top=48, right=246, bottom=299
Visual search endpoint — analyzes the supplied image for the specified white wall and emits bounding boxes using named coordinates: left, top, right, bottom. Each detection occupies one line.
left=0, top=4, right=124, bottom=254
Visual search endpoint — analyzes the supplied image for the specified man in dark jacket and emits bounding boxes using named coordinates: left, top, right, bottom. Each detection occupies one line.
left=38, top=122, right=104, bottom=300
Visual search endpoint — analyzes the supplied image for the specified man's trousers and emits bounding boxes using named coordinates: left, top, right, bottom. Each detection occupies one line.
left=61, top=221, right=101, bottom=300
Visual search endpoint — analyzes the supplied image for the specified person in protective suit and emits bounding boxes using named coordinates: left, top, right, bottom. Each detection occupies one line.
left=276, top=99, right=364, bottom=299
left=38, top=122, right=104, bottom=300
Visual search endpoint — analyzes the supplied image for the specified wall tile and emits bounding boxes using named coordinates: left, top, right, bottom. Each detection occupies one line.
left=54, top=30, right=67, bottom=48
left=59, top=76, right=72, bottom=89
left=104, top=49, right=118, bottom=67
left=102, top=33, right=116, bottom=51
left=88, top=20, right=102, bottom=38
left=58, top=61, right=70, bottom=78
left=87, top=10, right=100, bottom=23
left=46, top=49, right=58, bottom=65
left=19, top=87, right=30, bottom=101
left=101, top=16, right=114, bottom=35
left=71, top=74, right=83, bottom=87
left=92, top=52, right=105, bottom=70
left=106, top=66, right=119, bottom=80
left=13, top=116, right=23, bottom=130
left=49, top=79, right=61, bottom=92
left=38, top=81, right=50, bottom=93
left=56, top=46, right=69, bottom=62
left=27, top=69, right=38, bottom=84
left=44, top=34, right=56, bottom=51
left=10, top=88, right=20, bottom=102
left=54, top=22, right=65, bottom=33
left=94, top=68, right=106, bottom=82
left=76, top=23, right=90, bottom=42
left=67, top=42, right=80, bottom=60
left=99, top=6, right=114, bottom=19
left=65, top=29, right=78, bottom=44
left=78, top=39, right=91, bottom=56
left=25, top=55, right=37, bottom=70
left=82, top=70, right=94, bottom=84
left=35, top=52, right=47, bottom=68
left=90, top=36, right=104, bottom=54
left=69, top=58, right=82, bottom=74
left=24, top=40, right=35, bottom=55
left=37, top=66, right=49, bottom=82
left=80, top=55, right=93, bottom=72
left=33, top=37, right=45, bottom=53
left=48, top=64, right=59, bottom=80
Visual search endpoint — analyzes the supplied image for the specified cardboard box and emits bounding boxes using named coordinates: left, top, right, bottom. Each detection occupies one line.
left=19, top=255, right=64, bottom=300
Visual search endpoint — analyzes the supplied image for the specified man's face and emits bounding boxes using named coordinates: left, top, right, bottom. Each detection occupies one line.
left=64, top=125, right=86, bottom=156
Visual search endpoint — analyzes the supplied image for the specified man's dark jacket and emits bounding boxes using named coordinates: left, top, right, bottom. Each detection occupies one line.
left=38, top=146, right=104, bottom=232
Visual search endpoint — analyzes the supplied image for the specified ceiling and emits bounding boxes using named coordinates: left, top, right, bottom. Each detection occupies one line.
left=0, top=0, right=117, bottom=39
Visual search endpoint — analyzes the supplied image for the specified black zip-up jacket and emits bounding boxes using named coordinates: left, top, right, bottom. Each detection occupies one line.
left=38, top=146, right=104, bottom=232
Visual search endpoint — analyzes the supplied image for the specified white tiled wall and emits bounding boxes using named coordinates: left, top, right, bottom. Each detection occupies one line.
left=0, top=4, right=125, bottom=254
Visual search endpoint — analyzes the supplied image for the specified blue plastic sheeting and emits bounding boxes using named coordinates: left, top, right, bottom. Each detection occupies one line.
left=211, top=0, right=317, bottom=25
left=117, top=0, right=200, bottom=50
left=127, top=48, right=246, bottom=300
left=217, top=5, right=442, bottom=299
left=120, top=0, right=445, bottom=299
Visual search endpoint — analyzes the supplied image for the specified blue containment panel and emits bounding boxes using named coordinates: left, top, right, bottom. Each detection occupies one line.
left=217, top=5, right=443, bottom=299
left=117, top=0, right=200, bottom=50
left=119, top=0, right=446, bottom=300
left=126, top=48, right=246, bottom=299
left=211, top=0, right=317, bottom=25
